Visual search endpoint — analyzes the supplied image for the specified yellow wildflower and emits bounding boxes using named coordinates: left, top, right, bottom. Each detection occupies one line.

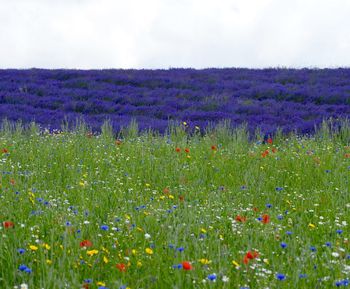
left=29, top=245, right=38, bottom=251
left=43, top=243, right=51, bottom=250
left=87, top=249, right=99, bottom=256
left=232, top=260, right=240, bottom=267
left=199, top=258, right=211, bottom=265
left=145, top=248, right=153, bottom=255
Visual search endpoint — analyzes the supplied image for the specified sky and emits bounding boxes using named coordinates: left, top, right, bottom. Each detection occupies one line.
left=0, top=0, right=350, bottom=69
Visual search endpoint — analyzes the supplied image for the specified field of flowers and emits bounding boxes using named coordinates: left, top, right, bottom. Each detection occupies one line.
left=1, top=68, right=350, bottom=134
left=1, top=120, right=350, bottom=289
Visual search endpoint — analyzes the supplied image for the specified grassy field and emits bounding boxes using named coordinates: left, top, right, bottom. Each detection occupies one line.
left=0, top=120, right=350, bottom=289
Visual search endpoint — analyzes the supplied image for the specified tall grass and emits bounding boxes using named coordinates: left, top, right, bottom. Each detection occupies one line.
left=0, top=118, right=349, bottom=289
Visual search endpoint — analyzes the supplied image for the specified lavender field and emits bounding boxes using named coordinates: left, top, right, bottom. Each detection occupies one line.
left=1, top=68, right=349, bottom=134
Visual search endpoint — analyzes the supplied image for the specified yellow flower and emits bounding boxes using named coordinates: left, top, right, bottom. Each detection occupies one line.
left=199, top=258, right=211, bottom=265
left=145, top=183, right=151, bottom=187
left=308, top=223, right=316, bottom=228
left=46, top=259, right=52, bottom=265
left=201, top=228, right=207, bottom=234
left=87, top=249, right=99, bottom=256
left=96, top=281, right=106, bottom=286
left=232, top=260, right=240, bottom=267
left=103, top=256, right=109, bottom=264
left=168, top=194, right=174, bottom=199
left=29, top=245, right=38, bottom=251
left=137, top=261, right=142, bottom=267
left=132, top=249, right=137, bottom=255
left=145, top=248, right=153, bottom=255
left=43, top=243, right=51, bottom=250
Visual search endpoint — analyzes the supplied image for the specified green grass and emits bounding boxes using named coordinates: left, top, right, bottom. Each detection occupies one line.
left=0, top=119, right=349, bottom=289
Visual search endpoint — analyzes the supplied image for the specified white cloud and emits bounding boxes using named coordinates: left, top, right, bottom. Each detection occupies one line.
left=0, top=0, right=349, bottom=68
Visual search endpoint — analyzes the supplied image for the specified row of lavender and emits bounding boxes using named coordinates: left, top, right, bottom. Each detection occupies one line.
left=0, top=68, right=349, bottom=134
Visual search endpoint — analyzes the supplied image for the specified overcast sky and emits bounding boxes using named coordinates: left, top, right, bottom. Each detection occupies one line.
left=0, top=0, right=349, bottom=69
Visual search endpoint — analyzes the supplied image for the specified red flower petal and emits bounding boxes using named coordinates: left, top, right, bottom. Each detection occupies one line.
left=182, top=261, right=193, bottom=270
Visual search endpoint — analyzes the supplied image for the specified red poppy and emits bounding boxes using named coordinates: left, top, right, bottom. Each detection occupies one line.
left=10, top=178, right=15, bottom=185
left=211, top=145, right=217, bottom=151
left=184, top=148, right=190, bottom=153
left=261, top=150, right=269, bottom=157
left=175, top=147, right=181, bottom=153
left=267, top=138, right=273, bottom=144
left=115, top=140, right=122, bottom=145
left=179, top=195, right=185, bottom=202
left=345, top=153, right=350, bottom=158
left=163, top=187, right=170, bottom=194
left=116, top=263, right=127, bottom=272
left=1, top=148, right=8, bottom=153
left=272, top=147, right=277, bottom=153
left=235, top=215, right=247, bottom=222
left=80, top=240, right=93, bottom=248
left=182, top=261, right=193, bottom=270
left=3, top=221, right=14, bottom=229
left=262, top=214, right=270, bottom=224
left=82, top=283, right=89, bottom=289
left=243, top=250, right=259, bottom=264
left=253, top=207, right=259, bottom=212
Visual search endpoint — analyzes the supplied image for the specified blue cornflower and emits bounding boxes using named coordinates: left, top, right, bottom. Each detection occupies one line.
left=65, top=221, right=71, bottom=226
left=276, top=273, right=286, bottom=280
left=277, top=215, right=283, bottom=220
left=257, top=217, right=262, bottom=221
left=336, top=279, right=349, bottom=287
left=24, top=267, right=32, bottom=274
left=280, top=242, right=287, bottom=249
left=266, top=203, right=272, bottom=208
left=275, top=187, right=283, bottom=191
left=84, top=279, right=92, bottom=283
left=177, top=247, right=184, bottom=252
left=299, top=274, right=307, bottom=279
left=19, top=264, right=27, bottom=271
left=310, top=246, right=316, bottom=252
left=172, top=264, right=183, bottom=269
left=325, top=170, right=331, bottom=173
left=207, top=273, right=217, bottom=281
left=286, top=231, right=292, bottom=235
left=17, top=248, right=26, bottom=254
left=100, top=225, right=109, bottom=231
left=337, top=229, right=343, bottom=235
left=325, top=242, right=332, bottom=247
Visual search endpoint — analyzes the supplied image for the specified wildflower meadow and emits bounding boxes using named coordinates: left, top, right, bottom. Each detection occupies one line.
left=0, top=119, right=349, bottom=289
